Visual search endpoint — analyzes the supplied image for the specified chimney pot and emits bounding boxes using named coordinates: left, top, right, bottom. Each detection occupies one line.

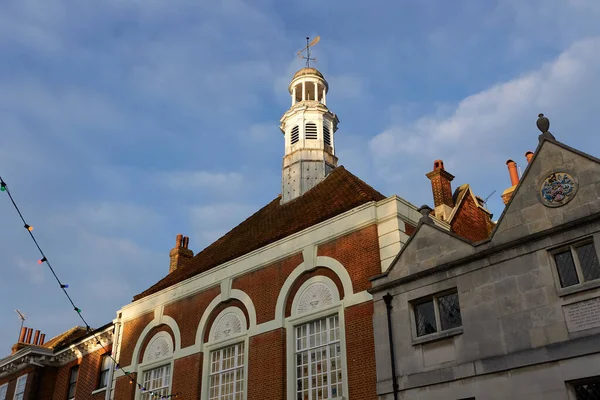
left=25, top=328, right=33, bottom=344
left=506, top=159, right=519, bottom=186
left=33, top=330, right=40, bottom=345
left=175, top=234, right=183, bottom=248
left=19, top=327, right=27, bottom=343
left=433, top=159, right=444, bottom=170
left=525, top=151, right=534, bottom=163
left=39, top=333, right=46, bottom=345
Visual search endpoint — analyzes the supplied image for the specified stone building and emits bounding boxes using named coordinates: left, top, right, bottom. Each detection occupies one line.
left=370, top=115, right=600, bottom=399
left=0, top=324, right=113, bottom=400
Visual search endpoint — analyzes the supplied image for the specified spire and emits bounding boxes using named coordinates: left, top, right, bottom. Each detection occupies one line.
left=279, top=38, right=340, bottom=204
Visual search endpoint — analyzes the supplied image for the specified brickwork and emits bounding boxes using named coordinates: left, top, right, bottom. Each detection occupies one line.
left=163, top=285, right=221, bottom=348
left=285, top=267, right=345, bottom=317
left=232, top=252, right=303, bottom=323
left=345, top=301, right=378, bottom=400
left=202, top=299, right=249, bottom=343
left=172, top=353, right=202, bottom=400
left=137, top=325, right=175, bottom=364
left=426, top=168, right=455, bottom=209
left=451, top=191, right=494, bottom=242
left=114, top=373, right=137, bottom=400
left=247, top=329, right=286, bottom=400
left=36, top=366, right=58, bottom=400
left=0, top=366, right=36, bottom=400
left=405, top=222, right=416, bottom=236
left=119, top=312, right=154, bottom=366
left=317, top=224, right=381, bottom=293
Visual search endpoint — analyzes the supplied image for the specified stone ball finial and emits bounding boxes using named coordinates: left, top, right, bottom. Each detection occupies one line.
left=417, top=205, right=433, bottom=220
left=537, top=113, right=550, bottom=133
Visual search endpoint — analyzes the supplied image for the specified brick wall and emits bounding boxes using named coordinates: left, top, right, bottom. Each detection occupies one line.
left=163, top=285, right=221, bottom=347
left=119, top=311, right=154, bottom=366
left=53, top=345, right=113, bottom=400
left=247, top=329, right=286, bottom=400
left=345, top=301, right=378, bottom=400
left=172, top=353, right=202, bottom=400
left=451, top=191, right=494, bottom=242
left=317, top=224, right=381, bottom=293
left=0, top=366, right=37, bottom=400
left=114, top=373, right=136, bottom=400
left=232, top=252, right=303, bottom=323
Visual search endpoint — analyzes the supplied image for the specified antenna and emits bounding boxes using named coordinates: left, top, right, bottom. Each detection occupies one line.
left=483, top=190, right=497, bottom=205
left=297, top=36, right=320, bottom=68
left=15, top=309, right=26, bottom=343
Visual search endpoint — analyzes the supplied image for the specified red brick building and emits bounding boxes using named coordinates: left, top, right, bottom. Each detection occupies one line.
left=0, top=324, right=113, bottom=400
left=0, top=67, right=496, bottom=400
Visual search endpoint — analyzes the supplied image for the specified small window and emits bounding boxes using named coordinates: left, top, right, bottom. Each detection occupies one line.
left=553, top=239, right=600, bottom=288
left=98, top=354, right=111, bottom=389
left=67, top=366, right=78, bottom=400
left=323, top=125, right=331, bottom=146
left=13, top=374, right=27, bottom=400
left=305, top=123, right=318, bottom=140
left=570, top=376, right=600, bottom=399
left=209, top=342, right=245, bottom=400
left=141, top=364, right=171, bottom=400
left=0, top=383, right=8, bottom=400
left=291, top=125, right=300, bottom=145
left=414, top=291, right=462, bottom=337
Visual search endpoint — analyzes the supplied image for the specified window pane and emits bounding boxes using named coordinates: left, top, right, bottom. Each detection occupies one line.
left=576, top=243, right=600, bottom=282
left=0, top=384, right=8, bottom=400
left=209, top=343, right=245, bottom=400
left=555, top=250, right=579, bottom=287
left=415, top=300, right=437, bottom=336
left=438, top=293, right=462, bottom=331
left=574, top=381, right=600, bottom=399
left=141, top=364, right=171, bottom=400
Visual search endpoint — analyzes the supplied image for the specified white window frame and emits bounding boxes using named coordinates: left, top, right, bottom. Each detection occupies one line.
left=136, top=332, right=175, bottom=400
left=201, top=307, right=249, bottom=400
left=0, top=383, right=8, bottom=400
left=13, top=374, right=27, bottom=400
left=285, top=276, right=349, bottom=400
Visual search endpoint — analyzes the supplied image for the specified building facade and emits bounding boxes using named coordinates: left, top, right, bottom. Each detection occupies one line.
left=0, top=324, right=114, bottom=400
left=371, top=117, right=600, bottom=399
left=106, top=67, right=423, bottom=400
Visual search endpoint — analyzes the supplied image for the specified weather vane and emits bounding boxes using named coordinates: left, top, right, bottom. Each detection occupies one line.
left=297, top=36, right=320, bottom=68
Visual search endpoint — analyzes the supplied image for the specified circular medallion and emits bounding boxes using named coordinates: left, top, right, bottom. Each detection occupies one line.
left=539, top=172, right=577, bottom=207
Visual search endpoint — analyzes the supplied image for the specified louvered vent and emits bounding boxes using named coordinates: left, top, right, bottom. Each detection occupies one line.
left=291, top=125, right=300, bottom=144
left=323, top=125, right=331, bottom=146
left=305, top=123, right=318, bottom=140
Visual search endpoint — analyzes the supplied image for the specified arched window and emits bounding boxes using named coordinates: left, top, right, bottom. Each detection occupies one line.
left=202, top=307, right=248, bottom=400
left=291, top=125, right=300, bottom=145
left=305, top=123, right=318, bottom=140
left=286, top=276, right=348, bottom=400
left=323, top=125, right=331, bottom=146
left=139, top=331, right=174, bottom=400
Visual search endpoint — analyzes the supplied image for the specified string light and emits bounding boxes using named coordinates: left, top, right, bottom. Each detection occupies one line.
left=0, top=175, right=181, bottom=400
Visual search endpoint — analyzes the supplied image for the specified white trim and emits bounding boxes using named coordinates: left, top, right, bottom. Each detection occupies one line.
left=130, top=315, right=181, bottom=370
left=274, top=256, right=354, bottom=322
left=118, top=195, right=420, bottom=322
left=142, top=331, right=174, bottom=364
left=135, top=360, right=174, bottom=400
left=201, top=307, right=250, bottom=400
left=195, top=289, right=257, bottom=352
left=291, top=276, right=340, bottom=317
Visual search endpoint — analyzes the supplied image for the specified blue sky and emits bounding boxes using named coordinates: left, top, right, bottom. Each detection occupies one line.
left=1, top=0, right=600, bottom=352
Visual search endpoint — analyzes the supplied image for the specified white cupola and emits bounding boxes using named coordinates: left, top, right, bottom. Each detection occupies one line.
left=279, top=67, right=340, bottom=203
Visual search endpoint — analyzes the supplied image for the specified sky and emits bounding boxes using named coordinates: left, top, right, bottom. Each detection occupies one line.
left=1, top=0, right=600, bottom=352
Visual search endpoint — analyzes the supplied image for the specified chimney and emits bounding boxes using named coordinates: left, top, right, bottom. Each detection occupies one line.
left=169, top=234, right=194, bottom=274
left=425, top=160, right=455, bottom=221
left=25, top=327, right=33, bottom=344
left=33, top=330, right=40, bottom=345
left=501, top=159, right=519, bottom=205
left=525, top=151, right=534, bottom=163
left=19, top=327, right=27, bottom=343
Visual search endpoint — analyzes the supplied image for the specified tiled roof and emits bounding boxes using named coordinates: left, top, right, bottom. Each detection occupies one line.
left=41, top=326, right=89, bottom=350
left=134, top=166, right=386, bottom=301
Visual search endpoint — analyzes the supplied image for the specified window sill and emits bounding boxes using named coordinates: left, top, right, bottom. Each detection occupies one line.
left=412, top=327, right=463, bottom=346
left=91, top=387, right=107, bottom=395
left=557, top=279, right=600, bottom=297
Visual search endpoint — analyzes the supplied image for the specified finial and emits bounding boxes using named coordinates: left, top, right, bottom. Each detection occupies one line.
left=536, top=113, right=555, bottom=141
left=536, top=113, right=550, bottom=133
left=297, top=36, right=320, bottom=68
left=417, top=205, right=433, bottom=222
